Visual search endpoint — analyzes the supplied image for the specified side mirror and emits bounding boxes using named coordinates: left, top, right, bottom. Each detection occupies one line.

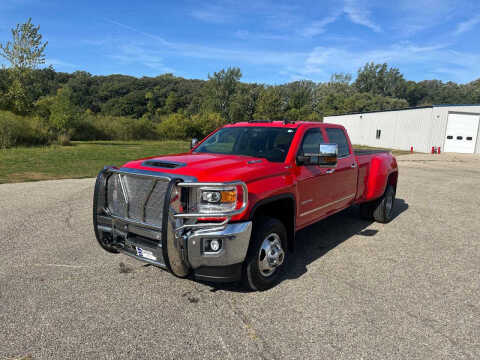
left=297, top=144, right=338, bottom=167
left=190, top=138, right=199, bottom=149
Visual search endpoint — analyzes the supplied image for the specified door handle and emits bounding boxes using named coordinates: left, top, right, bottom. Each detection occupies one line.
left=325, top=169, right=335, bottom=174
left=351, top=163, right=357, bottom=168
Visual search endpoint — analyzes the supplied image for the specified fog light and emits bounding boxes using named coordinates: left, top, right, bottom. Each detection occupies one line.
left=210, top=239, right=221, bottom=252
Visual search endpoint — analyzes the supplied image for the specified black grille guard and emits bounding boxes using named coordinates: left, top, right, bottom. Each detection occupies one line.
left=96, top=167, right=248, bottom=232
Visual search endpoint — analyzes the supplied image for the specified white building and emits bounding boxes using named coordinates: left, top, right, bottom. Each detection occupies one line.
left=324, top=105, right=480, bottom=154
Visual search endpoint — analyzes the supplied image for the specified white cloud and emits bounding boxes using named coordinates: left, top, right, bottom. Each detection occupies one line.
left=343, top=0, right=381, bottom=33
left=102, top=19, right=307, bottom=68
left=110, top=43, right=174, bottom=73
left=300, top=14, right=340, bottom=37
left=455, top=15, right=480, bottom=35
left=99, top=18, right=480, bottom=84
left=190, top=4, right=233, bottom=23
left=390, top=0, right=458, bottom=36
left=297, top=42, right=480, bottom=83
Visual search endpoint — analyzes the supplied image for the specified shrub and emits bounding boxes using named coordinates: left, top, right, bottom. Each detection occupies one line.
left=0, top=111, right=50, bottom=148
left=0, top=111, right=18, bottom=148
left=56, top=133, right=71, bottom=146
left=156, top=113, right=191, bottom=140
left=155, top=112, right=226, bottom=140
left=190, top=112, right=226, bottom=139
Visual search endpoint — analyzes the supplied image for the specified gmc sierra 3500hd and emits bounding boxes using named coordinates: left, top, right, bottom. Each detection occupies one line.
left=93, top=120, right=398, bottom=290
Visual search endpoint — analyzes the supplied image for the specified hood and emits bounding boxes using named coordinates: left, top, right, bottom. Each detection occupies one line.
left=122, top=152, right=288, bottom=183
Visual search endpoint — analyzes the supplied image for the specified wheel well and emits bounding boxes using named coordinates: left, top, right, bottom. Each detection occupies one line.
left=250, top=196, right=295, bottom=252
left=388, top=171, right=398, bottom=191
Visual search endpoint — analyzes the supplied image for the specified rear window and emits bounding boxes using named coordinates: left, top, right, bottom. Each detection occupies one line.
left=326, top=128, right=350, bottom=157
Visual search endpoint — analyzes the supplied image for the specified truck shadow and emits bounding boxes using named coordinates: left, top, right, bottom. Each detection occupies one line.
left=207, top=198, right=408, bottom=293
left=280, top=198, right=409, bottom=282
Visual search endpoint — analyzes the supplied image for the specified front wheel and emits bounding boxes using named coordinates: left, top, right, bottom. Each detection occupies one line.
left=242, top=217, right=287, bottom=291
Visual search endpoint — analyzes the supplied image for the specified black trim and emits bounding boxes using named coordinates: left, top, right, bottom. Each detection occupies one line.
left=249, top=193, right=296, bottom=251
left=193, top=263, right=243, bottom=282
left=249, top=193, right=296, bottom=220
left=93, top=166, right=119, bottom=253
left=142, top=160, right=187, bottom=169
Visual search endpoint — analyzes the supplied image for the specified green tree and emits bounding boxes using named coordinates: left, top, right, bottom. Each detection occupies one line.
left=49, top=87, right=80, bottom=136
left=254, top=87, right=285, bottom=120
left=0, top=18, right=48, bottom=69
left=229, top=83, right=262, bottom=122
left=0, top=18, right=48, bottom=114
left=165, top=92, right=179, bottom=113
left=204, top=67, right=242, bottom=122
left=354, top=63, right=406, bottom=99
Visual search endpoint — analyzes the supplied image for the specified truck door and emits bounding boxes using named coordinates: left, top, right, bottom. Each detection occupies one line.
left=324, top=127, right=358, bottom=213
left=295, top=128, right=337, bottom=228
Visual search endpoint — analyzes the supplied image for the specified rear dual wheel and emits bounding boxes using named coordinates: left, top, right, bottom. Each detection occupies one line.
left=360, top=185, right=396, bottom=223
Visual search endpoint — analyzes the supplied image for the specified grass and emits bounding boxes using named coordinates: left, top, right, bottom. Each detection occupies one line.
left=0, top=140, right=411, bottom=184
left=0, top=140, right=189, bottom=184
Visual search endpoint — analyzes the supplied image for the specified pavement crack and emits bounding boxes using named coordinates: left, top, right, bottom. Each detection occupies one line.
left=227, top=298, right=278, bottom=360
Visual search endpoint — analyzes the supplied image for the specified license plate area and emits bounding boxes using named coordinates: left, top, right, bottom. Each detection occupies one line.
left=135, top=247, right=157, bottom=261
left=124, top=235, right=165, bottom=266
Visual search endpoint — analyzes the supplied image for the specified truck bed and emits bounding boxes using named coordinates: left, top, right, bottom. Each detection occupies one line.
left=354, top=148, right=390, bottom=156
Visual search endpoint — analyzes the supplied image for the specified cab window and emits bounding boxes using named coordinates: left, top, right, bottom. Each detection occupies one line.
left=325, top=128, right=350, bottom=157
left=299, top=128, right=325, bottom=155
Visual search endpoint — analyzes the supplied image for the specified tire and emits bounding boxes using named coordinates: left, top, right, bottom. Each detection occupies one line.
left=242, top=217, right=287, bottom=291
left=359, top=201, right=375, bottom=220
left=372, top=185, right=396, bottom=223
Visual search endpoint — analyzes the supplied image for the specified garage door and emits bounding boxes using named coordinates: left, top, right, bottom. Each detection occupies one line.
left=444, top=113, right=479, bottom=153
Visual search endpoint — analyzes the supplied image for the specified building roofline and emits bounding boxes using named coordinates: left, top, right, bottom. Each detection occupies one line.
left=324, top=104, right=480, bottom=117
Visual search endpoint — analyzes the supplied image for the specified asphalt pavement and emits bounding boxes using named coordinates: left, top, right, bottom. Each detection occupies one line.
left=0, top=153, right=479, bottom=359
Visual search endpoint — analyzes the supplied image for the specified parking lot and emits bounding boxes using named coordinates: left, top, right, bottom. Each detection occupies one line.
left=1, top=153, right=479, bottom=359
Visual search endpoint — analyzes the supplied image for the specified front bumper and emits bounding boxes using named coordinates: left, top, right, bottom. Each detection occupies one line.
left=188, top=221, right=252, bottom=282
left=93, top=167, right=251, bottom=282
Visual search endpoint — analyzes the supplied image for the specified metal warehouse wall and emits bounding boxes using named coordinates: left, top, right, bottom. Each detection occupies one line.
left=325, top=105, right=480, bottom=153
left=325, top=108, right=434, bottom=153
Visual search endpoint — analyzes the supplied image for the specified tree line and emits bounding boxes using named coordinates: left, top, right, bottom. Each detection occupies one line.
left=1, top=19, right=480, bottom=148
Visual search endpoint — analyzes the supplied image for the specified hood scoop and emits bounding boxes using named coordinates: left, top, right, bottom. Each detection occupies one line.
left=142, top=160, right=187, bottom=169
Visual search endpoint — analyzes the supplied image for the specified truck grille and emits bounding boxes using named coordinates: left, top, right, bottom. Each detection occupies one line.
left=106, top=173, right=170, bottom=229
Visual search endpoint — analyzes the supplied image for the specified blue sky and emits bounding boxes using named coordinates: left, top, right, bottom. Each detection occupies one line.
left=1, top=0, right=480, bottom=84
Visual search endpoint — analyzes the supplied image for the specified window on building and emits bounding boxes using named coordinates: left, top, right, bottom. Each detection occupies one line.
left=376, top=129, right=381, bottom=139
left=467, top=137, right=473, bottom=141
left=447, top=135, right=453, bottom=139
left=326, top=128, right=350, bottom=157
left=457, top=136, right=463, bottom=140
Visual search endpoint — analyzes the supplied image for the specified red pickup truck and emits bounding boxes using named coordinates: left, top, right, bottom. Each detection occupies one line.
left=93, top=121, right=398, bottom=290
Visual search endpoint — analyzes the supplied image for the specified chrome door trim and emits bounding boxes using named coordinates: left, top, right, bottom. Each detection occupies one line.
left=299, top=193, right=356, bottom=217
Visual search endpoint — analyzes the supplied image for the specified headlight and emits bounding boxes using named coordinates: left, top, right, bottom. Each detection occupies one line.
left=197, top=187, right=237, bottom=214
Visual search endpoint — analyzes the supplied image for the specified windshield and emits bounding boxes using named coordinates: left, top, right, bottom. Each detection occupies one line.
left=193, top=127, right=296, bottom=162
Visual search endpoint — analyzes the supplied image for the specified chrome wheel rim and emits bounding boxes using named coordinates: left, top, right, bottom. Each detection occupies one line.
left=258, top=233, right=285, bottom=277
